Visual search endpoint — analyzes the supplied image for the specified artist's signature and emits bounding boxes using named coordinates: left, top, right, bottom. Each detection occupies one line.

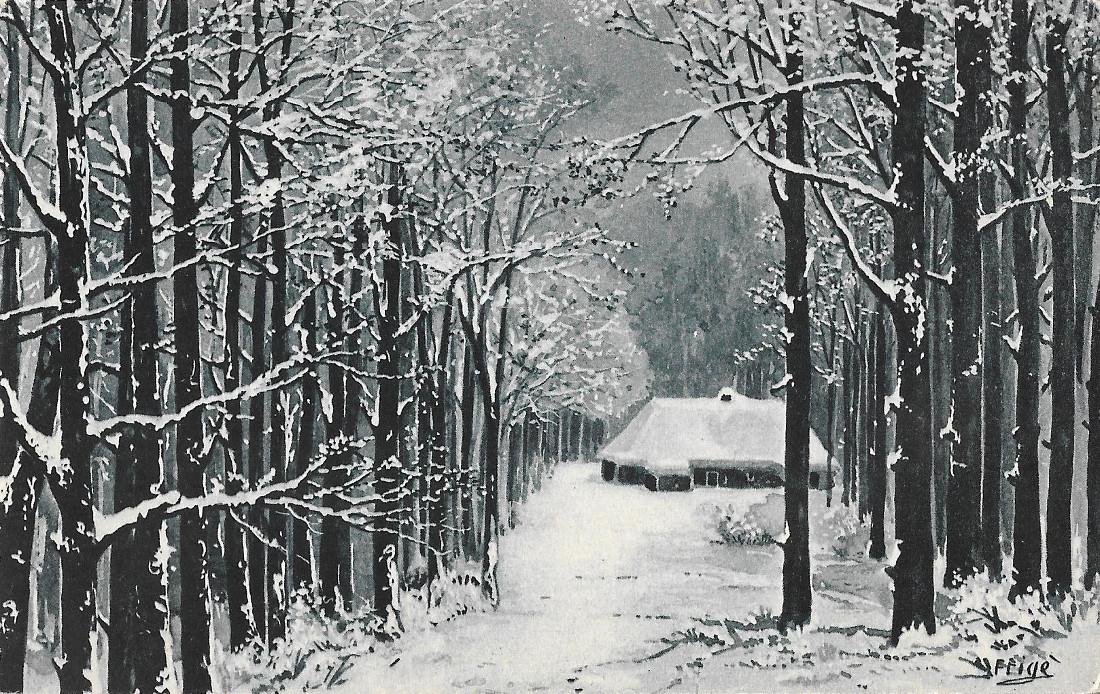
left=967, top=655, right=1059, bottom=686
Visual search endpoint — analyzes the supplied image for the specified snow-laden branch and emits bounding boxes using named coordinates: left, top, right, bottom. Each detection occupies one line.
left=0, top=376, right=61, bottom=485
left=0, top=135, right=65, bottom=229
left=88, top=347, right=335, bottom=438
left=840, top=0, right=898, bottom=25
left=96, top=435, right=371, bottom=548
left=978, top=189, right=1051, bottom=230
left=746, top=132, right=899, bottom=209
left=598, top=72, right=890, bottom=162
left=813, top=184, right=898, bottom=307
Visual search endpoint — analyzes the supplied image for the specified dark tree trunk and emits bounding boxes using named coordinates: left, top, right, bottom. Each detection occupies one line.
left=109, top=0, right=170, bottom=686
left=255, top=0, right=296, bottom=641
left=246, top=229, right=269, bottom=639
left=979, top=52, right=1003, bottom=580
left=41, top=5, right=99, bottom=690
left=427, top=298, right=454, bottom=592
left=0, top=23, right=27, bottom=692
left=460, top=342, right=477, bottom=558
left=523, top=414, right=536, bottom=500
left=1088, top=277, right=1100, bottom=589
left=290, top=290, right=317, bottom=591
left=413, top=273, right=433, bottom=552
left=887, top=0, right=936, bottom=640
left=945, top=0, right=988, bottom=587
left=1075, top=53, right=1096, bottom=374
left=170, top=0, right=211, bottom=687
left=472, top=341, right=501, bottom=603
left=845, top=333, right=862, bottom=507
left=857, top=321, right=870, bottom=520
left=1045, top=11, right=1076, bottom=599
left=0, top=243, right=58, bottom=689
left=266, top=198, right=288, bottom=634
left=775, top=37, right=812, bottom=630
left=841, top=338, right=852, bottom=506
left=222, top=17, right=251, bottom=649
left=373, top=163, right=404, bottom=631
left=869, top=313, right=888, bottom=560
left=1077, top=27, right=1099, bottom=592
left=1007, top=0, right=1042, bottom=600
left=320, top=236, right=353, bottom=614
left=506, top=422, right=521, bottom=528
left=930, top=203, right=952, bottom=552
left=561, top=409, right=572, bottom=462
left=825, top=307, right=839, bottom=507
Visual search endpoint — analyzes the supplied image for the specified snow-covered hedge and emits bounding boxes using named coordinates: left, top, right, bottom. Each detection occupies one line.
left=706, top=493, right=871, bottom=558
left=218, top=562, right=492, bottom=692
left=940, top=574, right=1100, bottom=681
left=812, top=504, right=870, bottom=558
left=705, top=495, right=784, bottom=546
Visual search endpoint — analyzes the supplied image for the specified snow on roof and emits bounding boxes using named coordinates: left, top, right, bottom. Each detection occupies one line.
left=597, top=391, right=829, bottom=473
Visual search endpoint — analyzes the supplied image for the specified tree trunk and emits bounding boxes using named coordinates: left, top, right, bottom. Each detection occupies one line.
left=109, top=0, right=170, bottom=686
left=320, top=235, right=353, bottom=614
left=506, top=422, right=519, bottom=528
left=0, top=23, right=27, bottom=692
left=888, top=0, right=936, bottom=640
left=40, top=5, right=99, bottom=690
left=979, top=50, right=1003, bottom=580
left=1088, top=276, right=1100, bottom=589
left=472, top=343, right=501, bottom=603
left=170, top=0, right=211, bottom=687
left=222, top=16, right=251, bottom=649
left=1007, top=0, right=1042, bottom=596
left=263, top=103, right=291, bottom=644
left=289, top=289, right=317, bottom=591
left=427, top=298, right=454, bottom=593
left=1075, top=49, right=1097, bottom=374
left=248, top=0, right=297, bottom=642
left=846, top=333, right=862, bottom=507
left=460, top=342, right=477, bottom=558
left=869, top=313, right=888, bottom=560
left=857, top=321, right=870, bottom=520
left=945, top=0, right=988, bottom=587
left=0, top=241, right=59, bottom=688
left=1045, top=10, right=1076, bottom=599
left=1077, top=19, right=1099, bottom=591
left=841, top=338, right=852, bottom=506
left=246, top=229, right=269, bottom=639
left=777, top=43, right=812, bottom=629
left=373, top=162, right=404, bottom=632
left=825, top=307, right=839, bottom=507
left=929, top=200, right=952, bottom=551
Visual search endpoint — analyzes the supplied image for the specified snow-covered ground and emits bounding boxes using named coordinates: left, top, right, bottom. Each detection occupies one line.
left=353, top=466, right=783, bottom=691
left=336, top=461, right=1100, bottom=694
left=338, top=462, right=882, bottom=692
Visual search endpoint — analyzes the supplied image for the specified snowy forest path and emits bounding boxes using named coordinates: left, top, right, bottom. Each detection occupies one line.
left=343, top=462, right=878, bottom=692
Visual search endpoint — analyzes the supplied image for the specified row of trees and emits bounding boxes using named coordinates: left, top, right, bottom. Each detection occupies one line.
left=591, top=0, right=1100, bottom=642
left=0, top=1, right=643, bottom=692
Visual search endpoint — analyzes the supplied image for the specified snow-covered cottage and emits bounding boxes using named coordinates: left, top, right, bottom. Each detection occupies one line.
left=597, top=389, right=830, bottom=492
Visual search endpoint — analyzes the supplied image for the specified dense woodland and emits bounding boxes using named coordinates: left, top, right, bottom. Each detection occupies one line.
left=3, top=0, right=1100, bottom=691
left=0, top=2, right=642, bottom=692
left=592, top=0, right=1100, bottom=643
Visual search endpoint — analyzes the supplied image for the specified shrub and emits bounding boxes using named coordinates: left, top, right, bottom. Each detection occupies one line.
left=217, top=562, right=493, bottom=692
left=940, top=573, right=1100, bottom=681
left=709, top=495, right=784, bottom=546
left=717, top=512, right=776, bottom=546
left=813, top=504, right=870, bottom=558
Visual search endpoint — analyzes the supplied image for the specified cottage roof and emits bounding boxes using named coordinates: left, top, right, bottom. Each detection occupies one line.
left=597, top=392, right=829, bottom=473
